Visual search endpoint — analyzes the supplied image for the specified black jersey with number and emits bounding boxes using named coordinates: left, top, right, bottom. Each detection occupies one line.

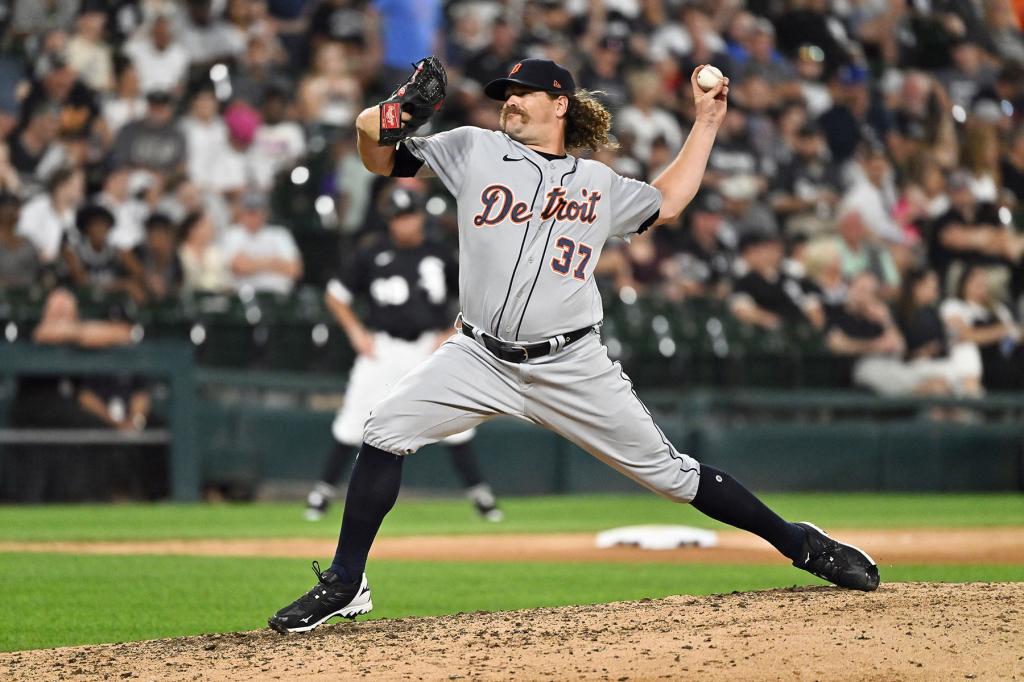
left=338, top=235, right=458, bottom=340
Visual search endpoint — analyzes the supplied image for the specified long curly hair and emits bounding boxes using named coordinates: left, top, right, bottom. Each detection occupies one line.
left=556, top=89, right=618, bottom=153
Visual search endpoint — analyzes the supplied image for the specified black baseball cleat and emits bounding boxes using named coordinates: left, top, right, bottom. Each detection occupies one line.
left=792, top=522, right=880, bottom=591
left=268, top=561, right=372, bottom=634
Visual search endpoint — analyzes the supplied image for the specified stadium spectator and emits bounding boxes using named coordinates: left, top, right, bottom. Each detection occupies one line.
left=825, top=271, right=954, bottom=396
left=63, top=203, right=139, bottom=298
left=0, top=193, right=39, bottom=288
left=179, top=210, right=230, bottom=293
left=20, top=51, right=99, bottom=141
left=0, top=141, right=22, bottom=195
left=730, top=232, right=823, bottom=331
left=17, top=166, right=84, bottom=264
left=577, top=36, right=629, bottom=113
left=178, top=0, right=245, bottom=68
left=720, top=174, right=778, bottom=237
left=835, top=206, right=901, bottom=300
left=938, top=39, right=995, bottom=111
left=222, top=189, right=302, bottom=294
left=298, top=41, right=363, bottom=131
left=941, top=265, right=1024, bottom=390
left=110, top=91, right=187, bottom=175
left=770, top=122, right=840, bottom=237
left=67, top=8, right=114, bottom=93
left=617, top=72, right=685, bottom=165
left=249, top=88, right=306, bottom=191
left=665, top=192, right=735, bottom=300
left=131, top=213, right=183, bottom=303
left=929, top=170, right=1023, bottom=297
left=839, top=143, right=904, bottom=244
left=101, top=57, right=147, bottom=137
left=96, top=166, right=149, bottom=251
left=7, top=103, right=65, bottom=192
left=123, top=14, right=190, bottom=96
left=899, top=267, right=982, bottom=397
left=180, top=87, right=229, bottom=190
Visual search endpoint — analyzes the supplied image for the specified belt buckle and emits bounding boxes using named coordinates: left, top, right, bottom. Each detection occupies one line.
left=506, top=343, right=529, bottom=363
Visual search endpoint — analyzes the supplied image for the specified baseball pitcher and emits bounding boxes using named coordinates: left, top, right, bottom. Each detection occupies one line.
left=269, top=57, right=879, bottom=634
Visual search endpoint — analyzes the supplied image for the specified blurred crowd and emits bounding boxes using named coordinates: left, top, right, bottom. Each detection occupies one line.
left=2, top=0, right=1024, bottom=396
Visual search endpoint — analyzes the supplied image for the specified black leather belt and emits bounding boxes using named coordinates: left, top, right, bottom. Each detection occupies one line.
left=460, top=319, right=595, bottom=364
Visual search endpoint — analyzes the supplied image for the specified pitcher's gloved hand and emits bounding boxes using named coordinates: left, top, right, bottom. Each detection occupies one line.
left=378, top=56, right=447, bottom=146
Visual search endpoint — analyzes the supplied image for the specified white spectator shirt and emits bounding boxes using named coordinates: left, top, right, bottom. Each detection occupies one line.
left=123, top=37, right=190, bottom=93
left=16, top=195, right=75, bottom=263
left=839, top=177, right=904, bottom=243
left=221, top=223, right=300, bottom=295
left=97, top=192, right=149, bottom=251
left=102, top=95, right=148, bottom=135
left=940, top=298, right=1017, bottom=341
left=250, top=122, right=306, bottom=191
left=615, top=106, right=684, bottom=163
left=180, top=116, right=231, bottom=188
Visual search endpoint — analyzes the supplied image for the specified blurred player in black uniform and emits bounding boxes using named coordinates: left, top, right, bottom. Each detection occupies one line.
left=305, top=187, right=503, bottom=521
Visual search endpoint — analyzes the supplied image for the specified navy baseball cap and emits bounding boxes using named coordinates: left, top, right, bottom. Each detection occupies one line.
left=484, top=59, right=576, bottom=100
left=382, top=187, right=424, bottom=219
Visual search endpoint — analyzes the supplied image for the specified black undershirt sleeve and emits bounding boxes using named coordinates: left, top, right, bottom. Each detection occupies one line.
left=635, top=207, right=661, bottom=235
left=389, top=142, right=425, bottom=177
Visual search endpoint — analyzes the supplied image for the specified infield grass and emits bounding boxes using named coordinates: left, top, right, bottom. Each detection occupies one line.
left=1, top=493, right=1023, bottom=542
left=3, top=553, right=1023, bottom=652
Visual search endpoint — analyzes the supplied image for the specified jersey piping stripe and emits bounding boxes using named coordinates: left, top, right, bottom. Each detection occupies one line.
left=615, top=362, right=699, bottom=476
left=514, top=159, right=579, bottom=341
left=493, top=154, right=544, bottom=337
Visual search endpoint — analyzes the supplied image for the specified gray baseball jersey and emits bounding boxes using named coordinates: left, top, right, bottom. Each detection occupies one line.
left=364, top=126, right=702, bottom=502
left=404, top=127, right=661, bottom=342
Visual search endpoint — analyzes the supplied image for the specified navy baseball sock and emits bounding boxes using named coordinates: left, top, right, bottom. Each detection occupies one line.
left=447, top=442, right=484, bottom=488
left=690, top=464, right=807, bottom=561
left=320, top=441, right=358, bottom=486
left=330, top=443, right=403, bottom=582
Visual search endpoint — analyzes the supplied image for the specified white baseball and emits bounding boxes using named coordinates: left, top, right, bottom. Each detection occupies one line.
left=697, top=65, right=724, bottom=92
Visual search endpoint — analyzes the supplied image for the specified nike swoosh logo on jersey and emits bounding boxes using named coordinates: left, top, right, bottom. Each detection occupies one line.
left=502, top=154, right=518, bottom=161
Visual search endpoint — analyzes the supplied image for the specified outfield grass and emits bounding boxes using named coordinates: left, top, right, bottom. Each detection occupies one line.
left=3, top=552, right=1023, bottom=653
left=1, top=493, right=1023, bottom=542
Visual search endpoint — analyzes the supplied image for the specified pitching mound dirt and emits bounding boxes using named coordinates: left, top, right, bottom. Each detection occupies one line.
left=3, top=582, right=1021, bottom=681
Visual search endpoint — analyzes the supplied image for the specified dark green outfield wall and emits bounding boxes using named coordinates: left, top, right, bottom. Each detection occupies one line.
left=196, top=403, right=1024, bottom=493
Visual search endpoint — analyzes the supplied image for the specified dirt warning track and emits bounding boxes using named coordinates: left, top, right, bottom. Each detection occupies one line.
left=2, top=526, right=1023, bottom=564
left=2, top=582, right=1021, bottom=681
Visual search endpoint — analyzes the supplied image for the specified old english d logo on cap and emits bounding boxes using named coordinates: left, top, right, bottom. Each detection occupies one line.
left=510, top=63, right=522, bottom=75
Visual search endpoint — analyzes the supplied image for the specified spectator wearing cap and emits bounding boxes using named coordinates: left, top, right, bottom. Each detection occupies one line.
left=720, top=174, right=778, bottom=238
left=67, top=8, right=113, bottom=93
left=578, top=36, right=629, bottom=113
left=222, top=189, right=302, bottom=295
left=818, top=65, right=876, bottom=166
left=734, top=18, right=794, bottom=85
left=101, top=57, right=147, bottom=137
left=7, top=104, right=65, bottom=191
left=179, top=210, right=230, bottom=292
left=665, top=192, right=735, bottom=300
left=705, top=107, right=765, bottom=189
left=730, top=232, right=824, bottom=331
left=180, top=87, right=230, bottom=190
left=0, top=194, right=39, bottom=288
left=130, top=213, right=183, bottom=303
left=616, top=71, right=684, bottom=166
left=20, top=50, right=99, bottom=141
left=249, top=88, right=306, bottom=191
left=793, top=45, right=832, bottom=118
left=209, top=101, right=263, bottom=196
left=929, top=169, right=1024, bottom=297
left=838, top=143, right=904, bottom=244
left=771, top=123, right=841, bottom=237
left=464, top=18, right=521, bottom=89
left=17, top=166, right=84, bottom=264
left=835, top=206, right=901, bottom=300
left=123, top=14, right=191, bottom=96
left=110, top=90, right=187, bottom=175
left=63, top=204, right=137, bottom=298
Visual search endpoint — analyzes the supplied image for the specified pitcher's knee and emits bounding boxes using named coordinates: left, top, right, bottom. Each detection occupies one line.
left=362, top=401, right=418, bottom=456
left=647, top=458, right=702, bottom=503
